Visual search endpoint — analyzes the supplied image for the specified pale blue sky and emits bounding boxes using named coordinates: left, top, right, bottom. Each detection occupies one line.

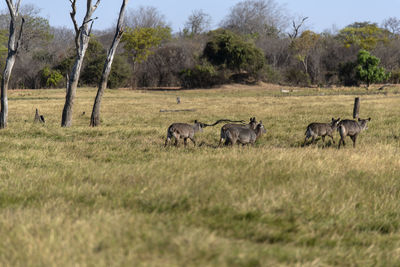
left=21, top=0, right=400, bottom=33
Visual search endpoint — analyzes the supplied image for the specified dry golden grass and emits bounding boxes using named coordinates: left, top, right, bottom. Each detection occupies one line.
left=1, top=85, right=400, bottom=266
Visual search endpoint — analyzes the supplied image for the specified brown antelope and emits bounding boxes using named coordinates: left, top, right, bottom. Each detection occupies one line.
left=338, top=118, right=371, bottom=148
left=165, top=119, right=244, bottom=147
left=224, top=121, right=266, bottom=146
left=219, top=117, right=258, bottom=146
left=303, top=118, right=340, bottom=146
left=165, top=120, right=206, bottom=147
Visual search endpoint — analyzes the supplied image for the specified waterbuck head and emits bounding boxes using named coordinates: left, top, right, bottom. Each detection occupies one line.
left=249, top=117, right=258, bottom=130
left=194, top=120, right=206, bottom=132
left=256, top=121, right=267, bottom=135
left=358, top=117, right=371, bottom=130
left=331, top=117, right=341, bottom=129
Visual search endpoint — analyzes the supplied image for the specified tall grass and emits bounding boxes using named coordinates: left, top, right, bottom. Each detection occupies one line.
left=1, top=85, right=400, bottom=266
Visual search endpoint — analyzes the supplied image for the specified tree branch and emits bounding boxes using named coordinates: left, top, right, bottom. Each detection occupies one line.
left=288, top=17, right=308, bottom=39
left=69, top=0, right=79, bottom=48
left=14, top=17, right=25, bottom=52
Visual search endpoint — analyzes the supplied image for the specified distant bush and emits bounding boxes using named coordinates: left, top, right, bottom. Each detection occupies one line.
left=338, top=61, right=359, bottom=86
left=285, top=68, right=310, bottom=86
left=203, top=29, right=265, bottom=75
left=180, top=63, right=223, bottom=88
left=39, top=66, right=63, bottom=88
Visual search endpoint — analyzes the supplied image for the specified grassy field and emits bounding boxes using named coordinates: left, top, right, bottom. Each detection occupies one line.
left=1, top=84, right=400, bottom=266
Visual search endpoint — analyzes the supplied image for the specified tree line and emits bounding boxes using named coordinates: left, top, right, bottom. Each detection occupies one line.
left=0, top=0, right=397, bottom=91
left=0, top=0, right=397, bottom=128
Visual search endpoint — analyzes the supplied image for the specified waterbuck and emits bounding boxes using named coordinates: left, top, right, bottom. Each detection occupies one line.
left=224, top=121, right=266, bottom=146
left=219, top=117, right=258, bottom=146
left=164, top=120, right=206, bottom=147
left=303, top=117, right=341, bottom=146
left=165, top=119, right=244, bottom=147
left=338, top=118, right=371, bottom=148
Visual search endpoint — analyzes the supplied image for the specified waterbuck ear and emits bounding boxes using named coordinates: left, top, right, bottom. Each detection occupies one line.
left=332, top=117, right=334, bottom=121
left=194, top=120, right=198, bottom=123
left=337, top=117, right=340, bottom=121
left=358, top=118, right=361, bottom=121
left=368, top=117, right=371, bottom=121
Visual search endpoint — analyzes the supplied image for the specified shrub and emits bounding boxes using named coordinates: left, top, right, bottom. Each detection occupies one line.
left=180, top=63, right=222, bottom=88
left=39, top=66, right=63, bottom=88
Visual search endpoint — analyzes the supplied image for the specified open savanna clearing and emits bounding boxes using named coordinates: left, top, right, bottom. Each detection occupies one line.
left=1, top=85, right=400, bottom=266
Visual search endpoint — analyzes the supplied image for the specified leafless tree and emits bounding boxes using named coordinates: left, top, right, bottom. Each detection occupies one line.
left=126, top=6, right=168, bottom=29
left=221, top=0, right=288, bottom=36
left=61, top=0, right=100, bottom=127
left=382, top=17, right=400, bottom=37
left=90, top=0, right=128, bottom=127
left=184, top=9, right=211, bottom=35
left=288, top=17, right=308, bottom=40
left=0, top=0, right=24, bottom=128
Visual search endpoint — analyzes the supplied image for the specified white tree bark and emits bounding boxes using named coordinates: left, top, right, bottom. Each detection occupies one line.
left=61, top=0, right=100, bottom=127
left=0, top=0, right=24, bottom=129
left=90, top=0, right=128, bottom=127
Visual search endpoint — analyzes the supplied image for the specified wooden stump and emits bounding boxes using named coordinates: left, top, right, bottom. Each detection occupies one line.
left=353, top=97, right=360, bottom=119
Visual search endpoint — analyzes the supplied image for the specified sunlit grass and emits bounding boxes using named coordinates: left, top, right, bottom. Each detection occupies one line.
left=1, top=85, right=400, bottom=266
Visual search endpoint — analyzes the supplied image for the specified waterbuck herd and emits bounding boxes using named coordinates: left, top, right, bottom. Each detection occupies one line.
left=165, top=116, right=371, bottom=149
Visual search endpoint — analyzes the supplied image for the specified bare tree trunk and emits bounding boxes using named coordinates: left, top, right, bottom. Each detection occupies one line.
left=353, top=97, right=360, bottom=119
left=0, top=0, right=24, bottom=129
left=61, top=0, right=100, bottom=127
left=90, top=0, right=128, bottom=127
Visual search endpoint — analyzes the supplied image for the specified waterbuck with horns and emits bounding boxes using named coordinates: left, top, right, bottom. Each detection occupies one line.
left=219, top=117, right=258, bottom=146
left=165, top=119, right=244, bottom=147
left=224, top=121, right=266, bottom=146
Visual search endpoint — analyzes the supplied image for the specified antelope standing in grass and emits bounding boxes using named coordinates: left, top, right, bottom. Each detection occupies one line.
left=224, top=121, right=266, bottom=146
left=303, top=118, right=341, bottom=146
left=338, top=118, right=371, bottom=148
left=219, top=117, right=258, bottom=146
left=165, top=120, right=206, bottom=147
left=165, top=119, right=244, bottom=147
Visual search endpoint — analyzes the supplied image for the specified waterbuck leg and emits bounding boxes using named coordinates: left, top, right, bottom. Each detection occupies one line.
left=218, top=138, right=224, bottom=147
left=174, top=138, right=179, bottom=147
left=184, top=138, right=188, bottom=147
left=338, top=138, right=344, bottom=149
left=350, top=135, right=357, bottom=148
left=329, top=134, right=335, bottom=144
left=311, top=136, right=316, bottom=144
left=190, top=137, right=196, bottom=147
left=322, top=136, right=325, bottom=144
left=164, top=137, right=170, bottom=147
left=303, top=137, right=308, bottom=147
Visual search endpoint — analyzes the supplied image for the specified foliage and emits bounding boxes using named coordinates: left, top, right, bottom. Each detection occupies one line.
left=121, top=26, right=171, bottom=64
left=291, top=30, right=320, bottom=72
left=355, top=49, right=390, bottom=87
left=179, top=62, right=221, bottom=88
left=107, top=55, right=131, bottom=89
left=57, top=38, right=130, bottom=88
left=338, top=22, right=389, bottom=50
left=39, top=66, right=63, bottom=88
left=285, top=68, right=310, bottom=86
left=203, top=29, right=265, bottom=74
left=338, top=61, right=359, bottom=86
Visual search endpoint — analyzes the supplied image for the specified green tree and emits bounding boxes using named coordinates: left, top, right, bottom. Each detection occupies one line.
left=356, top=49, right=390, bottom=88
left=121, top=26, right=171, bottom=87
left=290, top=30, right=320, bottom=76
left=39, top=66, right=63, bottom=88
left=338, top=22, right=389, bottom=50
left=203, top=29, right=265, bottom=74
